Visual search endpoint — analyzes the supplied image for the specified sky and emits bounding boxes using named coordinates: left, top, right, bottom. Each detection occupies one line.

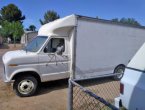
left=0, top=0, right=145, bottom=30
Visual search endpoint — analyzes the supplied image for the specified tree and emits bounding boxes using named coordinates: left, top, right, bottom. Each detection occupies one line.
left=0, top=21, right=24, bottom=46
left=11, top=21, right=24, bottom=47
left=0, top=21, right=12, bottom=38
left=111, top=18, right=119, bottom=22
left=0, top=4, right=24, bottom=46
left=0, top=4, right=25, bottom=23
left=39, top=10, right=60, bottom=25
left=111, top=18, right=140, bottom=26
left=26, top=25, right=36, bottom=31
left=120, top=18, right=140, bottom=26
left=96, top=16, right=99, bottom=19
left=0, top=17, right=2, bottom=25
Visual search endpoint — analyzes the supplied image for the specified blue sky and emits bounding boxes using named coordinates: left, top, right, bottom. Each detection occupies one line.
left=0, top=0, right=145, bottom=30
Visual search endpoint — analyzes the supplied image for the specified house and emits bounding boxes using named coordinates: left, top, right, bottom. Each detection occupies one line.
left=21, top=31, right=38, bottom=45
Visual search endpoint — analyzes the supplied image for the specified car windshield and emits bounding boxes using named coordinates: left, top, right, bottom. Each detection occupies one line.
left=24, top=36, right=48, bottom=52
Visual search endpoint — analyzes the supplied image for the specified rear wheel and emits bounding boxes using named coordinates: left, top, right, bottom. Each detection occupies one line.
left=113, top=65, right=125, bottom=80
left=13, top=75, right=38, bottom=97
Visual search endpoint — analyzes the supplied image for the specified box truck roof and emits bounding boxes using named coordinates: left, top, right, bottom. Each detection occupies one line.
left=38, top=14, right=76, bottom=37
left=128, top=43, right=145, bottom=71
left=38, top=14, right=145, bottom=37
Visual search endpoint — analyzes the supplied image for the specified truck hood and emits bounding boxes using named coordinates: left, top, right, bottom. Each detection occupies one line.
left=2, top=50, right=37, bottom=65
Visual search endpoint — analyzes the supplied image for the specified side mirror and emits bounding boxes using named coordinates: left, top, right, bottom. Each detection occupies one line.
left=44, top=47, right=48, bottom=53
left=56, top=46, right=64, bottom=55
left=56, top=49, right=63, bottom=55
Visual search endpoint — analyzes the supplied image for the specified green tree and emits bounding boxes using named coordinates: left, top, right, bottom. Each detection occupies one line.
left=0, top=17, right=2, bottom=25
left=96, top=16, right=99, bottom=19
left=39, top=10, right=60, bottom=25
left=0, top=21, right=12, bottom=38
left=0, top=21, right=24, bottom=46
left=26, top=25, right=36, bottom=31
left=111, top=18, right=119, bottom=22
left=11, top=21, right=24, bottom=47
left=0, top=4, right=25, bottom=23
left=120, top=18, right=140, bottom=26
left=111, top=18, right=140, bottom=26
left=0, top=4, right=24, bottom=46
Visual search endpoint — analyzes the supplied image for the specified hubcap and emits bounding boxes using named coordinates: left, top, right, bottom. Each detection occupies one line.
left=116, top=68, right=124, bottom=79
left=18, top=80, right=34, bottom=94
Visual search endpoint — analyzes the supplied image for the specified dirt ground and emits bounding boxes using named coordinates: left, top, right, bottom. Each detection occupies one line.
left=0, top=44, right=68, bottom=110
left=0, top=80, right=68, bottom=110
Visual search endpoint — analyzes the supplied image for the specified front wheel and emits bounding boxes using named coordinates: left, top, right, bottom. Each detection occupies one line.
left=113, top=65, right=125, bottom=80
left=13, top=75, right=38, bottom=97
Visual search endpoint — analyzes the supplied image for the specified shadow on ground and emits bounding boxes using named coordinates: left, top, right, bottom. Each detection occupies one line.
left=76, top=77, right=117, bottom=87
left=37, top=77, right=116, bottom=96
left=37, top=78, right=68, bottom=96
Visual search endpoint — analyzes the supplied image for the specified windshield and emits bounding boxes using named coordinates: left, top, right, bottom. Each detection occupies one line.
left=24, top=36, right=48, bottom=52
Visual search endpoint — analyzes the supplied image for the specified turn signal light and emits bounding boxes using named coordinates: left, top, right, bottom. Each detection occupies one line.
left=8, top=64, right=18, bottom=67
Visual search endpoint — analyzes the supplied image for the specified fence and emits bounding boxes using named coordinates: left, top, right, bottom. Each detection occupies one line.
left=68, top=77, right=120, bottom=110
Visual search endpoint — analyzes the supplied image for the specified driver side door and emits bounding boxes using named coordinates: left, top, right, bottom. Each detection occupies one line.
left=38, top=37, right=70, bottom=82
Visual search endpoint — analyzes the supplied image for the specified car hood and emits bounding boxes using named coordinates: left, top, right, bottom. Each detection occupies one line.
left=2, top=50, right=37, bottom=65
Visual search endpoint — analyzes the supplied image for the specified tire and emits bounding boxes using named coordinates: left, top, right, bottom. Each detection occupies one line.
left=113, top=65, right=125, bottom=80
left=13, top=75, right=38, bottom=97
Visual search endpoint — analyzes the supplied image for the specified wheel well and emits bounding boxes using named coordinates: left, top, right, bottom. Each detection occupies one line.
left=115, top=64, right=125, bottom=68
left=114, top=64, right=126, bottom=72
left=12, top=71, right=41, bottom=83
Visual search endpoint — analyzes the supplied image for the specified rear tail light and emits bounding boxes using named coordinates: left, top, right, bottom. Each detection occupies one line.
left=120, top=83, right=124, bottom=94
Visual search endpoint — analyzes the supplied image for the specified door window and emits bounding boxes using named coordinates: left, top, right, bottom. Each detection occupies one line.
left=44, top=38, right=65, bottom=54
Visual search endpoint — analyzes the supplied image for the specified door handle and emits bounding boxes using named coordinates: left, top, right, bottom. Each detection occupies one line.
left=46, top=64, right=48, bottom=66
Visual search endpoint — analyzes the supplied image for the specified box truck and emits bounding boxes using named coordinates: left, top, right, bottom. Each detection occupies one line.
left=2, top=14, right=145, bottom=96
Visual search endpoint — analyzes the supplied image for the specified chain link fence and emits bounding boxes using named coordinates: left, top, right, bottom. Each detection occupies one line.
left=68, top=77, right=120, bottom=110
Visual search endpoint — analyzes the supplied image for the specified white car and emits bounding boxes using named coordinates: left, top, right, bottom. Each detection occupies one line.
left=115, top=43, right=145, bottom=109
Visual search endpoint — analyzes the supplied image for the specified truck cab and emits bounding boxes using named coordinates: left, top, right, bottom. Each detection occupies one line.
left=2, top=15, right=76, bottom=97
left=115, top=43, right=145, bottom=109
